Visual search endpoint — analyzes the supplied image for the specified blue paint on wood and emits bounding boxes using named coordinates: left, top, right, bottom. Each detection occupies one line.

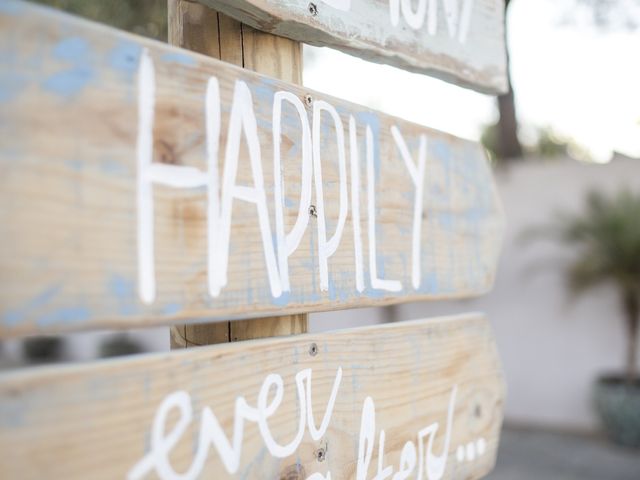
left=338, top=276, right=351, bottom=301
left=108, top=274, right=132, bottom=300
left=45, top=50, right=93, bottom=97
left=43, top=37, right=94, bottom=98
left=0, top=72, right=26, bottom=103
left=271, top=290, right=291, bottom=307
left=328, top=277, right=337, bottom=301
left=363, top=286, right=386, bottom=299
left=161, top=51, right=196, bottom=66
left=354, top=111, right=382, bottom=177
left=0, top=396, right=26, bottom=429
left=36, top=306, right=90, bottom=327
left=100, top=158, right=129, bottom=176
left=437, top=212, right=454, bottom=230
left=421, top=271, right=439, bottom=294
left=162, top=303, right=182, bottom=315
left=0, top=0, right=24, bottom=15
left=65, top=158, right=84, bottom=171
left=109, top=41, right=142, bottom=78
left=108, top=274, right=138, bottom=315
left=53, top=36, right=90, bottom=61
left=3, top=284, right=62, bottom=327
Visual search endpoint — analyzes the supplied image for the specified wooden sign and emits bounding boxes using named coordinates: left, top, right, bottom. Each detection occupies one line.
left=198, top=0, right=508, bottom=94
left=0, top=1, right=504, bottom=337
left=0, top=314, right=505, bottom=479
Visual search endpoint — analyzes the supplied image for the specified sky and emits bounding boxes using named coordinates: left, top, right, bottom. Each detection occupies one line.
left=303, top=0, right=640, bottom=163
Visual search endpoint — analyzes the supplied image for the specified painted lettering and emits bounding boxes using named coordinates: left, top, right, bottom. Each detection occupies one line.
left=312, top=100, right=349, bottom=292
left=392, top=126, right=427, bottom=290
left=273, top=91, right=313, bottom=292
left=389, top=0, right=475, bottom=43
left=135, top=51, right=449, bottom=304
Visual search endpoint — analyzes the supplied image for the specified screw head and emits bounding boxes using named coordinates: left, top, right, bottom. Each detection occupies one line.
left=308, top=2, right=318, bottom=16
left=304, top=94, right=313, bottom=107
left=315, top=447, right=326, bottom=462
left=309, top=343, right=318, bottom=356
left=308, top=205, right=318, bottom=217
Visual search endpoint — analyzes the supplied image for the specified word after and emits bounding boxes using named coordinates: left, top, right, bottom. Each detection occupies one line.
left=0, top=315, right=506, bottom=480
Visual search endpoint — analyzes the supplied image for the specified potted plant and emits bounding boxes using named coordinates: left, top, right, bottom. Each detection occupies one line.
left=99, top=333, right=144, bottom=358
left=22, top=336, right=65, bottom=363
left=535, top=189, right=640, bottom=447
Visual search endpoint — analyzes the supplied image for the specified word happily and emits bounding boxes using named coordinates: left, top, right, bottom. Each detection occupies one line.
left=137, top=51, right=429, bottom=304
left=128, top=366, right=473, bottom=480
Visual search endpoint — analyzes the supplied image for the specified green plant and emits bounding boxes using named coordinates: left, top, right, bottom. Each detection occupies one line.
left=31, top=0, right=168, bottom=41
left=99, top=334, right=144, bottom=358
left=23, top=336, right=64, bottom=363
left=536, top=190, right=640, bottom=383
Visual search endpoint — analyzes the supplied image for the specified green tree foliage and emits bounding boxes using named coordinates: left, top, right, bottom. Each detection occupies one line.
left=481, top=124, right=569, bottom=163
left=31, top=0, right=168, bottom=41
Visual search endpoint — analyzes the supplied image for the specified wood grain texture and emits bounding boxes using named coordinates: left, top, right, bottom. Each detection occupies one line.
left=168, top=0, right=236, bottom=347
left=0, top=1, right=505, bottom=337
left=198, top=0, right=507, bottom=93
left=0, top=314, right=506, bottom=479
left=167, top=0, right=308, bottom=346
left=168, top=0, right=221, bottom=56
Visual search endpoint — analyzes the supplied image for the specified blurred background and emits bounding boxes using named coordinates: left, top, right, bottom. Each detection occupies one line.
left=1, top=1, right=639, bottom=478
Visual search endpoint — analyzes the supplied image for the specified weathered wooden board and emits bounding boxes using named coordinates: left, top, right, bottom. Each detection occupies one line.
left=0, top=1, right=504, bottom=337
left=0, top=314, right=505, bottom=479
left=200, top=0, right=508, bottom=94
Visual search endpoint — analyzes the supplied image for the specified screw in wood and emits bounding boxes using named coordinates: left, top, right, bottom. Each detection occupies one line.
left=304, top=94, right=313, bottom=107
left=308, top=2, right=318, bottom=16
left=308, top=205, right=318, bottom=217
left=315, top=446, right=326, bottom=462
left=309, top=343, right=318, bottom=356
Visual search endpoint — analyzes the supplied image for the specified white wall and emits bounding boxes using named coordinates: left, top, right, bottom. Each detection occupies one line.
left=393, top=155, right=640, bottom=431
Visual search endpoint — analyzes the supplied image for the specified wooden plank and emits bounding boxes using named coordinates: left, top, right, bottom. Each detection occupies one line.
left=198, top=0, right=508, bottom=94
left=0, top=1, right=505, bottom=337
left=0, top=314, right=506, bottom=479
left=168, top=0, right=234, bottom=347
left=167, top=0, right=309, bottom=347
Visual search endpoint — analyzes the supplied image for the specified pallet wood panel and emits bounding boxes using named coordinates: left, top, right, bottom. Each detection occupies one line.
left=199, top=0, right=508, bottom=93
left=0, top=314, right=505, bottom=479
left=0, top=1, right=504, bottom=337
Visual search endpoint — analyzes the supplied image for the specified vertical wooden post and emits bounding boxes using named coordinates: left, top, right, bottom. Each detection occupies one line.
left=168, top=0, right=307, bottom=348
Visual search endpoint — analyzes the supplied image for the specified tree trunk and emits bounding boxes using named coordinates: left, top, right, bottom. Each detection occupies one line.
left=496, top=0, right=523, bottom=161
left=623, top=292, right=639, bottom=384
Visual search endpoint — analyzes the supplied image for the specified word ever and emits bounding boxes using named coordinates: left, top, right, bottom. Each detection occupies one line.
left=320, top=0, right=476, bottom=44
left=136, top=51, right=428, bottom=303
left=128, top=366, right=463, bottom=480
left=128, top=367, right=342, bottom=480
